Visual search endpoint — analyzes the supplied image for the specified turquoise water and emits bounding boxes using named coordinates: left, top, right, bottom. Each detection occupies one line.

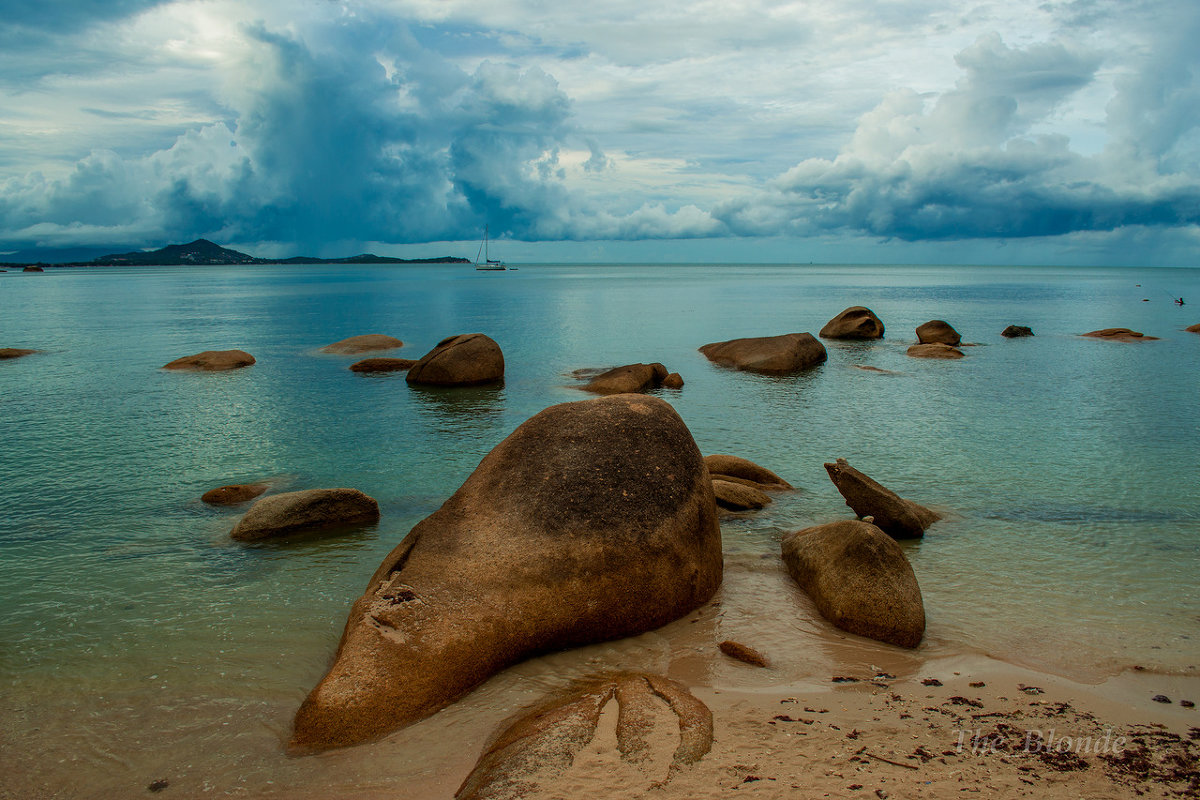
left=1, top=263, right=1198, bottom=797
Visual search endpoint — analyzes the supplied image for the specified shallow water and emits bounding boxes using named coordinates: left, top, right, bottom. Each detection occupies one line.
left=1, top=262, right=1197, bottom=798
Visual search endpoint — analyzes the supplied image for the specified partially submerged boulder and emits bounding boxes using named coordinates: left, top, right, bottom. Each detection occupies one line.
left=704, top=454, right=791, bottom=490
left=0, top=348, right=39, bottom=360
left=1186, top=323, right=1200, bottom=333
left=350, top=357, right=417, bottom=373
left=1001, top=325, right=1034, bottom=338
left=230, top=488, right=380, bottom=541
left=781, top=519, right=925, bottom=648
left=824, top=458, right=940, bottom=539
left=916, top=320, right=961, bottom=345
left=907, top=343, right=963, bottom=359
left=162, top=350, right=256, bottom=371
left=662, top=372, right=684, bottom=389
left=406, top=333, right=504, bottom=386
left=699, top=333, right=826, bottom=374
left=1081, top=328, right=1159, bottom=342
left=23, top=266, right=44, bottom=272
left=321, top=334, right=404, bottom=354
left=290, top=394, right=722, bottom=751
left=456, top=673, right=712, bottom=800
left=581, top=363, right=668, bottom=394
left=820, top=307, right=885, bottom=339
left=712, top=479, right=771, bottom=511
left=202, top=483, right=268, bottom=506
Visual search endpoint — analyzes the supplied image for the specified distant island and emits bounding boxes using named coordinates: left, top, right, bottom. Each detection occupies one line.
left=1, top=239, right=470, bottom=268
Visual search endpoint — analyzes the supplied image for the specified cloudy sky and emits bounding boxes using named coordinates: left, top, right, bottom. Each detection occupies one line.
left=1, top=0, right=1197, bottom=264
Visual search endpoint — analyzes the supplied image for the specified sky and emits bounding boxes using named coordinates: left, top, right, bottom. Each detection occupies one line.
left=0, top=0, right=1197, bottom=264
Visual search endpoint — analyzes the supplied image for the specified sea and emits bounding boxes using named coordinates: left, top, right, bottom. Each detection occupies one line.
left=1, top=262, right=1197, bottom=798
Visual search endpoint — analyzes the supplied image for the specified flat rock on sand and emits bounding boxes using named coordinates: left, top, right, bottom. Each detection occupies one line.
left=290, top=394, right=722, bottom=752
left=906, top=342, right=964, bottom=359
left=202, top=483, right=268, bottom=505
left=699, top=333, right=826, bottom=374
left=781, top=519, right=925, bottom=648
left=456, top=673, right=712, bottom=800
left=349, top=358, right=417, bottom=373
left=704, top=454, right=791, bottom=490
left=916, top=319, right=961, bottom=345
left=581, top=363, right=668, bottom=394
left=406, top=333, right=504, bottom=386
left=824, top=458, right=940, bottom=539
left=819, top=306, right=885, bottom=339
left=0, top=348, right=39, bottom=360
left=320, top=334, right=403, bottom=354
left=1082, top=327, right=1159, bottom=341
left=163, top=350, right=256, bottom=371
left=230, top=488, right=380, bottom=541
left=711, top=479, right=771, bottom=511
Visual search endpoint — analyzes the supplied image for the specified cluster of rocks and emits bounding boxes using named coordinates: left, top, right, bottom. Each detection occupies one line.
left=705, top=453, right=791, bottom=511
left=574, top=362, right=683, bottom=394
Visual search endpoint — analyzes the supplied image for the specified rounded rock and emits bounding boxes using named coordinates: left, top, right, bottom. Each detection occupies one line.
left=820, top=307, right=885, bottom=339
left=321, top=334, right=404, bottom=354
left=406, top=333, right=504, bottom=386
left=202, top=483, right=269, bottom=506
left=699, top=333, right=826, bottom=374
left=350, top=357, right=417, bottom=373
left=915, top=320, right=961, bottom=345
left=230, top=488, right=380, bottom=541
left=163, top=350, right=256, bottom=371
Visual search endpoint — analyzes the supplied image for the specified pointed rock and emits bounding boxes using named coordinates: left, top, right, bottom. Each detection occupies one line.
left=824, top=458, right=940, bottom=539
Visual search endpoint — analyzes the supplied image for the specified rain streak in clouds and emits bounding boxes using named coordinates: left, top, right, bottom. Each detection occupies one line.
left=0, top=0, right=1197, bottom=262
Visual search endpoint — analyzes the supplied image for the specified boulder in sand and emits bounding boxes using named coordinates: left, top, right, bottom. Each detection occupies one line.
left=290, top=394, right=722, bottom=751
left=906, top=343, right=963, bottom=359
left=163, top=350, right=256, bottom=371
left=1081, top=328, right=1159, bottom=342
left=320, top=334, right=403, bottom=354
left=711, top=479, right=771, bottom=511
left=699, top=333, right=826, bottom=374
left=0, top=348, right=39, bottom=360
left=581, top=363, right=668, bottom=394
left=704, top=454, right=791, bottom=490
left=824, top=458, right=940, bottom=539
left=781, top=519, right=925, bottom=648
left=819, top=306, right=885, bottom=339
left=916, top=320, right=961, bottom=345
left=202, top=483, right=268, bottom=506
left=350, top=357, right=417, bottom=373
left=406, top=333, right=504, bottom=386
left=456, top=673, right=711, bottom=800
left=230, top=488, right=380, bottom=542
left=1001, top=325, right=1034, bottom=338
left=718, top=640, right=769, bottom=667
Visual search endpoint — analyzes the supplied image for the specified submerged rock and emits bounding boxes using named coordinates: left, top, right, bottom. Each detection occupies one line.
left=1081, top=328, right=1159, bottom=341
left=916, top=320, right=961, bottom=345
left=824, top=458, right=940, bottom=539
left=1186, top=323, right=1200, bottom=334
left=711, top=479, right=771, bottom=511
left=456, top=673, right=712, bottom=800
left=22, top=266, right=44, bottom=272
left=202, top=483, right=268, bottom=506
left=321, top=334, right=404, bottom=354
left=230, top=488, right=380, bottom=541
left=1001, top=325, right=1034, bottom=338
left=581, top=363, right=669, bottom=394
left=906, top=343, right=964, bottom=359
left=0, top=348, right=39, bottom=360
left=406, top=333, right=504, bottom=386
left=162, top=350, right=256, bottom=371
left=349, top=357, right=417, bottom=373
left=290, top=394, right=722, bottom=751
left=820, top=306, right=885, bottom=339
left=781, top=519, right=925, bottom=648
left=699, top=333, right=826, bottom=374
left=704, top=454, right=791, bottom=490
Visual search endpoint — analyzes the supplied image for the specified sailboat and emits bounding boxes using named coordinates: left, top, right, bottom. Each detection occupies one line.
left=474, top=225, right=506, bottom=271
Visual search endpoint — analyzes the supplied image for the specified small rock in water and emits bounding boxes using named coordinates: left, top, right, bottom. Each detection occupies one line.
left=1153, top=694, right=1172, bottom=704
left=718, top=640, right=769, bottom=667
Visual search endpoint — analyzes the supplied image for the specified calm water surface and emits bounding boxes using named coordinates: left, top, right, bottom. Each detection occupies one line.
left=1, top=262, right=1197, bottom=798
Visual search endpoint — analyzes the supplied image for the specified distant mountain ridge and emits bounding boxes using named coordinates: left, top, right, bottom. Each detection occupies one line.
left=1, top=239, right=470, bottom=267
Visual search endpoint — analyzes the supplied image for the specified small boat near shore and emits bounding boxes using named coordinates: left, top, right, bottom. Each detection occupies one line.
left=474, top=225, right=506, bottom=271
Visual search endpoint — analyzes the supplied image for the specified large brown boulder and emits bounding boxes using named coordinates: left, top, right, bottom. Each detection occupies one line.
left=456, top=673, right=710, bottom=800
left=230, top=488, right=380, bottom=541
left=820, top=307, right=885, bottom=339
left=320, top=334, right=403, bottom=354
left=202, top=483, right=268, bottom=506
left=781, top=519, right=925, bottom=648
left=406, top=333, right=504, bottom=386
left=699, top=333, right=826, bottom=374
left=163, top=350, right=256, bottom=371
left=290, top=394, right=722, bottom=752
left=1081, top=328, right=1159, bottom=341
left=906, top=343, right=963, bottom=359
left=711, top=479, right=771, bottom=511
left=823, top=458, right=940, bottom=539
left=349, top=357, right=417, bottom=373
left=0, top=348, right=39, bottom=360
left=704, top=454, right=791, bottom=490
left=916, top=320, right=961, bottom=345
left=581, top=363, right=668, bottom=394
left=1001, top=325, right=1034, bottom=338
